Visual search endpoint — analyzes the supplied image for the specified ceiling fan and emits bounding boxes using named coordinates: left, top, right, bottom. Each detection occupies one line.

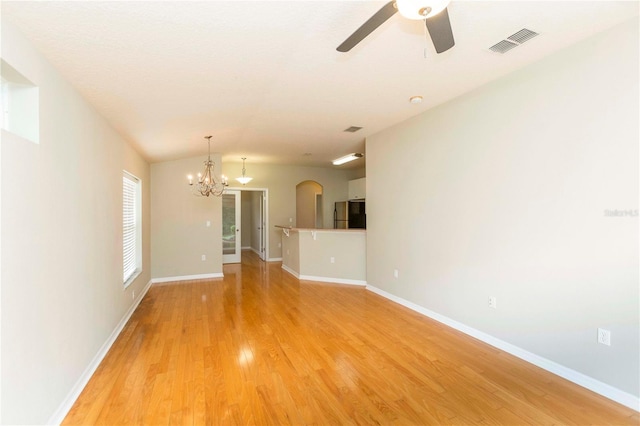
left=337, top=0, right=455, bottom=54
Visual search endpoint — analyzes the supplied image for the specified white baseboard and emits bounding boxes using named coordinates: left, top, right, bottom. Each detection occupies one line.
left=281, top=265, right=366, bottom=286
left=151, top=272, right=224, bottom=284
left=48, top=279, right=154, bottom=425
left=299, top=274, right=366, bottom=286
left=268, top=257, right=283, bottom=262
left=365, top=284, right=640, bottom=412
left=281, top=264, right=299, bottom=278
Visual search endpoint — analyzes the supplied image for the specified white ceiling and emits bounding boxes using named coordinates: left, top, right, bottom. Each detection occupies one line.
left=2, top=1, right=638, bottom=168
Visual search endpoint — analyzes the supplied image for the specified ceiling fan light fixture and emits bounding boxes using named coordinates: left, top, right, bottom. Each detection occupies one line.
left=333, top=153, right=364, bottom=166
left=396, top=0, right=450, bottom=20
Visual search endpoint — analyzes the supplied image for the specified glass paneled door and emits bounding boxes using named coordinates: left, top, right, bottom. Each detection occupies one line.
left=222, top=190, right=241, bottom=263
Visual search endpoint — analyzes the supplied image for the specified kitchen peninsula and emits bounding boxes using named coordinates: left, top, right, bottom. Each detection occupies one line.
left=276, top=226, right=366, bottom=285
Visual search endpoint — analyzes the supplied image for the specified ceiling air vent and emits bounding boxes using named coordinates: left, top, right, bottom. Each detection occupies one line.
left=343, top=126, right=363, bottom=133
left=489, top=40, right=518, bottom=54
left=508, top=28, right=539, bottom=45
left=489, top=28, right=539, bottom=54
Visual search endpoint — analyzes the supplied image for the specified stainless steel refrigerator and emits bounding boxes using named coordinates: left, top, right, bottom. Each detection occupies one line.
left=334, top=201, right=366, bottom=229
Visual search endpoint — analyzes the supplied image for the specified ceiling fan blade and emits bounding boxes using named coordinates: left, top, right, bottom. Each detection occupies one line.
left=425, top=7, right=455, bottom=54
left=337, top=1, right=397, bottom=52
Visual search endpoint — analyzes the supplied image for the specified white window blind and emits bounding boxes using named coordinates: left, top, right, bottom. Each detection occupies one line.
left=123, top=172, right=140, bottom=285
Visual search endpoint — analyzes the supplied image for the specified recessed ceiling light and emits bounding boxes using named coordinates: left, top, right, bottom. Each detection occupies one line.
left=409, top=96, right=423, bottom=104
left=332, top=153, right=363, bottom=166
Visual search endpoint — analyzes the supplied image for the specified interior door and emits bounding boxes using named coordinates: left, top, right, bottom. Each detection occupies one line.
left=222, top=190, right=241, bottom=264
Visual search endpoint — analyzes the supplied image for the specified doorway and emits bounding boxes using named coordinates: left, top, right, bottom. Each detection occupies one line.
left=223, top=188, right=268, bottom=264
left=296, top=180, right=323, bottom=228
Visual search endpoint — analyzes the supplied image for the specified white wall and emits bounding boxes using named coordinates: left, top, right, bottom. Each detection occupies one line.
left=366, top=18, right=639, bottom=399
left=282, top=229, right=366, bottom=284
left=150, top=156, right=223, bottom=279
left=1, top=19, right=151, bottom=424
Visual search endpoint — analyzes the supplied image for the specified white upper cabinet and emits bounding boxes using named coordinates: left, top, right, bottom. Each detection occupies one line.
left=348, top=178, right=366, bottom=200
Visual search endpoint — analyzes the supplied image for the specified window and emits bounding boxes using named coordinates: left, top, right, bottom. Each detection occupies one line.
left=123, top=171, right=142, bottom=286
left=1, top=59, right=39, bottom=144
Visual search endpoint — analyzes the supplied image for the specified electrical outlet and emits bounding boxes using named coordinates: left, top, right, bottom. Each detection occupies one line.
left=201, top=254, right=206, bottom=261
left=330, top=257, right=335, bottom=264
left=132, top=290, right=135, bottom=300
left=393, top=269, right=399, bottom=278
left=597, top=328, right=611, bottom=346
left=488, top=296, right=497, bottom=309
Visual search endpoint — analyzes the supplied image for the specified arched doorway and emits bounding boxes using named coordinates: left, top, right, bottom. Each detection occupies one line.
left=296, top=180, right=323, bottom=229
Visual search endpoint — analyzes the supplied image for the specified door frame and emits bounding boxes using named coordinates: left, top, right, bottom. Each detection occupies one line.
left=226, top=186, right=269, bottom=262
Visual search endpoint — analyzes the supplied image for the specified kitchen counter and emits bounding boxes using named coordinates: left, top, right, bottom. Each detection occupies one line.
left=276, top=226, right=366, bottom=285
left=275, top=225, right=365, bottom=233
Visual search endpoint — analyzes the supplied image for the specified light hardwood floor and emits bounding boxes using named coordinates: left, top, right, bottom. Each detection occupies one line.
left=64, top=251, right=638, bottom=425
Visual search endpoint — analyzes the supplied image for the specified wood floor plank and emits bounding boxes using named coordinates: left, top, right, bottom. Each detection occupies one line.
left=63, top=250, right=638, bottom=425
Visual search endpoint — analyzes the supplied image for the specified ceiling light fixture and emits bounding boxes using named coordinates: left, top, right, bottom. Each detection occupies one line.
left=395, top=0, right=451, bottom=20
left=332, top=153, right=363, bottom=166
left=187, top=136, right=228, bottom=197
left=409, top=95, right=423, bottom=104
left=236, top=157, right=253, bottom=185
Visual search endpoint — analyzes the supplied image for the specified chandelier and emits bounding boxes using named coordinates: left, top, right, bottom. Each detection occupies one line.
left=187, top=136, right=228, bottom=197
left=236, top=157, right=253, bottom=185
